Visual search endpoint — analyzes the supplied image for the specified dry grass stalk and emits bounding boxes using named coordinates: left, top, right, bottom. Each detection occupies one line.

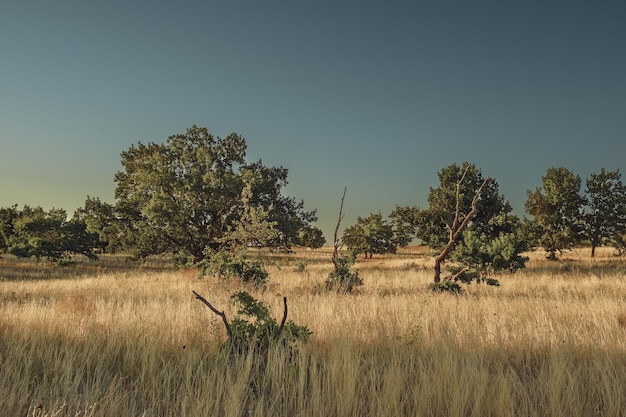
left=1, top=248, right=626, bottom=416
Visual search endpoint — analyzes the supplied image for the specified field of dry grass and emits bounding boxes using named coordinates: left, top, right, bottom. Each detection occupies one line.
left=1, top=247, right=626, bottom=416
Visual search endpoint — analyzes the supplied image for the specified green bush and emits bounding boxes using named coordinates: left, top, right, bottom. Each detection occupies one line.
left=226, top=291, right=312, bottom=357
left=325, top=253, right=363, bottom=293
left=199, top=250, right=268, bottom=287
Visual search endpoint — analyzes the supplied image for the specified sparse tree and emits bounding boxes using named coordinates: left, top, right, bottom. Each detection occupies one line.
left=583, top=168, right=626, bottom=257
left=326, top=188, right=362, bottom=292
left=525, top=167, right=585, bottom=259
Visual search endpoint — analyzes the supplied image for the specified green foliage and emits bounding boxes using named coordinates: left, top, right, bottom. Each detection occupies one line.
left=395, top=162, right=527, bottom=285
left=297, top=226, right=326, bottom=249
left=0, top=205, right=19, bottom=253
left=227, top=291, right=312, bottom=355
left=200, top=250, right=269, bottom=287
left=341, top=212, right=396, bottom=258
left=429, top=279, right=463, bottom=294
left=583, top=168, right=626, bottom=256
left=293, top=260, right=307, bottom=273
left=84, top=126, right=320, bottom=264
left=525, top=167, right=585, bottom=259
left=325, top=253, right=363, bottom=293
left=418, top=162, right=512, bottom=251
left=450, top=217, right=529, bottom=275
left=389, top=205, right=420, bottom=247
left=2, top=206, right=102, bottom=264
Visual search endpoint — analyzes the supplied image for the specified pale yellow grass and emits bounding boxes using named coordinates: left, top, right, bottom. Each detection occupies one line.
left=1, top=248, right=626, bottom=416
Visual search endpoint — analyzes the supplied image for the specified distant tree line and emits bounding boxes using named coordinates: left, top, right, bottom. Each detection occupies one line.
left=0, top=205, right=103, bottom=264
left=1, top=127, right=625, bottom=288
left=0, top=126, right=325, bottom=267
left=340, top=163, right=626, bottom=288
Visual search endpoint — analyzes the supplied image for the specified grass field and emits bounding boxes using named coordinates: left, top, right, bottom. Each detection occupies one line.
left=1, top=247, right=626, bottom=416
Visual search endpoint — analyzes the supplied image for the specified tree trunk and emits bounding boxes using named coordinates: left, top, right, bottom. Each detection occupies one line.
left=591, top=243, right=596, bottom=258
left=431, top=169, right=488, bottom=283
left=434, top=259, right=442, bottom=283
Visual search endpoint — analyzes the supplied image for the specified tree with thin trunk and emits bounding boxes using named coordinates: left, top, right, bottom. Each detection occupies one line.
left=583, top=168, right=626, bottom=257
left=326, top=188, right=362, bottom=292
left=525, top=167, right=584, bottom=259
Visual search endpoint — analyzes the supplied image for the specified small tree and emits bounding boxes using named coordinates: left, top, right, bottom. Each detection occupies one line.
left=395, top=162, right=526, bottom=288
left=583, top=168, right=626, bottom=257
left=525, top=167, right=585, bottom=259
left=325, top=188, right=362, bottom=292
left=341, top=212, right=396, bottom=258
left=430, top=166, right=489, bottom=284
left=199, top=170, right=276, bottom=287
left=389, top=205, right=420, bottom=247
left=297, top=226, right=326, bottom=249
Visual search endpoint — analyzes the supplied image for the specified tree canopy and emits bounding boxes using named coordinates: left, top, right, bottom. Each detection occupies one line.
left=341, top=212, right=396, bottom=259
left=394, top=162, right=527, bottom=285
left=583, top=168, right=626, bottom=257
left=0, top=205, right=101, bottom=263
left=81, top=126, right=320, bottom=264
left=525, top=167, right=585, bottom=259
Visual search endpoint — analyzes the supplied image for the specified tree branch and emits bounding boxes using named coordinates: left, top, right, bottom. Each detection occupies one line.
left=192, top=291, right=233, bottom=341
left=434, top=175, right=489, bottom=283
left=448, top=266, right=471, bottom=281
left=333, top=187, right=347, bottom=266
left=452, top=166, right=469, bottom=231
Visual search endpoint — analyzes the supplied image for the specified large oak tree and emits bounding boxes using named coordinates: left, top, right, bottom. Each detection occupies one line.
left=82, top=126, right=320, bottom=263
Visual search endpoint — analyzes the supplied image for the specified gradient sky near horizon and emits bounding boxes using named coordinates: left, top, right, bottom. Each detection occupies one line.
left=1, top=1, right=625, bottom=240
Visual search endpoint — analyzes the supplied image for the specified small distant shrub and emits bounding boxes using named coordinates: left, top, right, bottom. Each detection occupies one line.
left=293, top=260, right=306, bottom=273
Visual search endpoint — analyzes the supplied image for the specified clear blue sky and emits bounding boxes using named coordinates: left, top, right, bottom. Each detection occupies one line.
left=1, top=1, right=625, bottom=240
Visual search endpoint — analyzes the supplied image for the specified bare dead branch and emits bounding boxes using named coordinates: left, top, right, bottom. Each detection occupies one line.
left=452, top=165, right=470, bottom=231
left=333, top=187, right=347, bottom=266
left=434, top=176, right=490, bottom=283
left=192, top=290, right=233, bottom=341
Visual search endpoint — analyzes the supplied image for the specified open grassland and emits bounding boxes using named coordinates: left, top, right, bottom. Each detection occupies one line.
left=1, top=248, right=626, bottom=416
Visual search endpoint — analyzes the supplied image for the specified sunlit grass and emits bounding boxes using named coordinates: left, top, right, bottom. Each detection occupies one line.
left=1, top=247, right=626, bottom=416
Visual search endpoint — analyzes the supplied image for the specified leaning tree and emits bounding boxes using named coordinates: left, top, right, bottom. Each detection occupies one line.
left=395, top=162, right=527, bottom=287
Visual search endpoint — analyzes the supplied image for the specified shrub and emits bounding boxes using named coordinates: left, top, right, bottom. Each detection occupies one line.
left=325, top=253, right=363, bottom=293
left=199, top=250, right=268, bottom=288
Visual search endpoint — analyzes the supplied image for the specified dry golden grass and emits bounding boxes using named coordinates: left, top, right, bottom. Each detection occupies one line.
left=1, top=247, right=626, bottom=416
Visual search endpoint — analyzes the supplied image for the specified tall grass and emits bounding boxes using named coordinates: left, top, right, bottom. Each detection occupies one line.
left=1, top=248, right=626, bottom=416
